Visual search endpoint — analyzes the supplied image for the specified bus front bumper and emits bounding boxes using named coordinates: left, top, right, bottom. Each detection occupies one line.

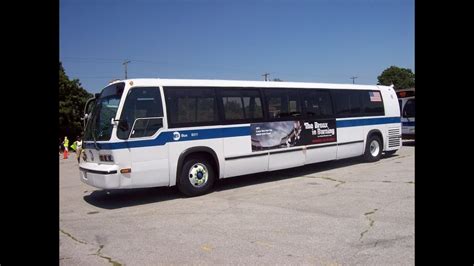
left=79, top=163, right=121, bottom=189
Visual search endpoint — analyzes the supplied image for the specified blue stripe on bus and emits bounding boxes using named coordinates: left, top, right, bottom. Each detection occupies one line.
left=84, top=126, right=251, bottom=150
left=336, top=117, right=400, bottom=128
left=84, top=116, right=400, bottom=150
left=402, top=121, right=415, bottom=126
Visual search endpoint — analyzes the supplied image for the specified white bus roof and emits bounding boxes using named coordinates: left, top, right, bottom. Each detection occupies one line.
left=109, top=78, right=389, bottom=91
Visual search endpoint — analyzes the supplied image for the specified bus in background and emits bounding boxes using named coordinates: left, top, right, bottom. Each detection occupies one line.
left=396, top=88, right=415, bottom=139
left=80, top=79, right=401, bottom=197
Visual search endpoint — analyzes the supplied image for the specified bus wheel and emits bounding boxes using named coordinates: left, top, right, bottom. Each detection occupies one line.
left=364, top=135, right=382, bottom=162
left=178, top=156, right=215, bottom=197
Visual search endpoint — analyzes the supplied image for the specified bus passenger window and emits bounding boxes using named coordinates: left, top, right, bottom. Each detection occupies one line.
left=223, top=97, right=245, bottom=120
left=243, top=96, right=263, bottom=119
left=267, top=97, right=282, bottom=118
left=361, top=91, right=384, bottom=116
left=164, top=87, right=218, bottom=127
left=301, top=89, right=333, bottom=118
left=264, top=89, right=301, bottom=119
left=220, top=88, right=264, bottom=121
left=332, top=90, right=362, bottom=117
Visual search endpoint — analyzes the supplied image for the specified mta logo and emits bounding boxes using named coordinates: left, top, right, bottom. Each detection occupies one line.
left=173, top=132, right=181, bottom=141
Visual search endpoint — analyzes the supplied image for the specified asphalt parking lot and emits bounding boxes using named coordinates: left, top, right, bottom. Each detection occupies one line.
left=60, top=141, right=414, bottom=265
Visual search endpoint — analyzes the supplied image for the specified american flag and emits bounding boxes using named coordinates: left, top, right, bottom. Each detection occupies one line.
left=369, top=91, right=382, bottom=102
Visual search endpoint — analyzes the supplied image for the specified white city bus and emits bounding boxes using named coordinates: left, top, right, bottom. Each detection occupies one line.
left=80, top=79, right=401, bottom=196
left=396, top=88, right=415, bottom=139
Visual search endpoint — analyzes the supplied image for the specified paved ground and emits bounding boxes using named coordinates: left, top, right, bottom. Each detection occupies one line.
left=60, top=141, right=414, bottom=265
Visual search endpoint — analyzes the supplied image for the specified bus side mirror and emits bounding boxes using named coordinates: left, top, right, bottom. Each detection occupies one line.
left=83, top=98, right=96, bottom=129
left=81, top=113, right=89, bottom=121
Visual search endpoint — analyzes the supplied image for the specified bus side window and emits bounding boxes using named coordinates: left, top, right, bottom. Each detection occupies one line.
left=332, top=90, right=362, bottom=117
left=360, top=90, right=384, bottom=116
left=267, top=96, right=282, bottom=118
left=301, top=89, right=333, bottom=118
left=222, top=96, right=245, bottom=120
left=220, top=88, right=263, bottom=121
left=164, top=87, right=218, bottom=127
left=264, top=88, right=301, bottom=119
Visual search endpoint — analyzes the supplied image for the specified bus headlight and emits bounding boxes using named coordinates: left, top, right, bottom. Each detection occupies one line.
left=82, top=151, right=87, bottom=162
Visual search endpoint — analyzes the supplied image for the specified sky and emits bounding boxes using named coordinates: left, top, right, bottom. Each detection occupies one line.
left=60, top=0, right=414, bottom=93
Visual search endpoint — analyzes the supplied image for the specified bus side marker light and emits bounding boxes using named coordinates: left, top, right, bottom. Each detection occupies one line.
left=120, top=168, right=132, bottom=174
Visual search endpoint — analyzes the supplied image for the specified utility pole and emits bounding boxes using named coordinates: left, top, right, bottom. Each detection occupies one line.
left=123, top=60, right=131, bottom=79
left=350, top=76, right=358, bottom=84
left=262, top=73, right=270, bottom=81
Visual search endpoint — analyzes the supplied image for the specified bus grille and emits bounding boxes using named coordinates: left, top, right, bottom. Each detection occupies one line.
left=388, top=128, right=401, bottom=148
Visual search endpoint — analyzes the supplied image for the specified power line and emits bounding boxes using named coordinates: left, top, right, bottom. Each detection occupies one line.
left=62, top=56, right=263, bottom=74
left=76, top=76, right=119, bottom=79
left=61, top=57, right=124, bottom=63
left=62, top=57, right=370, bottom=83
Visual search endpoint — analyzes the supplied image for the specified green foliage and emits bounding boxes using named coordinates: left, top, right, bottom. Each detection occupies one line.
left=59, top=62, right=93, bottom=140
left=377, top=66, right=415, bottom=90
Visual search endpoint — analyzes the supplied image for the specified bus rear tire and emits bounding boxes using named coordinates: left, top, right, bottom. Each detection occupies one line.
left=363, top=135, right=382, bottom=162
left=178, top=156, right=215, bottom=197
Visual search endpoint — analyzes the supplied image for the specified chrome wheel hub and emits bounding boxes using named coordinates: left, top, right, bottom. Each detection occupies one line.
left=370, top=140, right=380, bottom=157
left=188, top=163, right=209, bottom=188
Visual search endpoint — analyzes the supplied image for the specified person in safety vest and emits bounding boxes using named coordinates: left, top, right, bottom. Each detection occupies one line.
left=71, top=136, right=83, bottom=163
left=63, top=136, right=69, bottom=159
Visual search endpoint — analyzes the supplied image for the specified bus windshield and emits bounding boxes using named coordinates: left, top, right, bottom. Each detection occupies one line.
left=84, top=82, right=125, bottom=141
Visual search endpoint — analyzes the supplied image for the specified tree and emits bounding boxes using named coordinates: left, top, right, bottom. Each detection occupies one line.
left=377, top=66, right=415, bottom=90
left=59, top=62, right=93, bottom=141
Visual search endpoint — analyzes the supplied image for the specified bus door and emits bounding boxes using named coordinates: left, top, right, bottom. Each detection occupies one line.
left=116, top=87, right=169, bottom=187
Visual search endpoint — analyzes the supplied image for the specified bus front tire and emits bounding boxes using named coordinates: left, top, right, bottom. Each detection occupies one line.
left=363, top=135, right=382, bottom=162
left=178, top=156, right=215, bottom=197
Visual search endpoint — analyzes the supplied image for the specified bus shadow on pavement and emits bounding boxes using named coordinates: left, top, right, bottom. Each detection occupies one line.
left=214, top=157, right=362, bottom=192
left=403, top=140, right=415, bottom=146
left=84, top=186, right=182, bottom=209
left=84, top=155, right=398, bottom=209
